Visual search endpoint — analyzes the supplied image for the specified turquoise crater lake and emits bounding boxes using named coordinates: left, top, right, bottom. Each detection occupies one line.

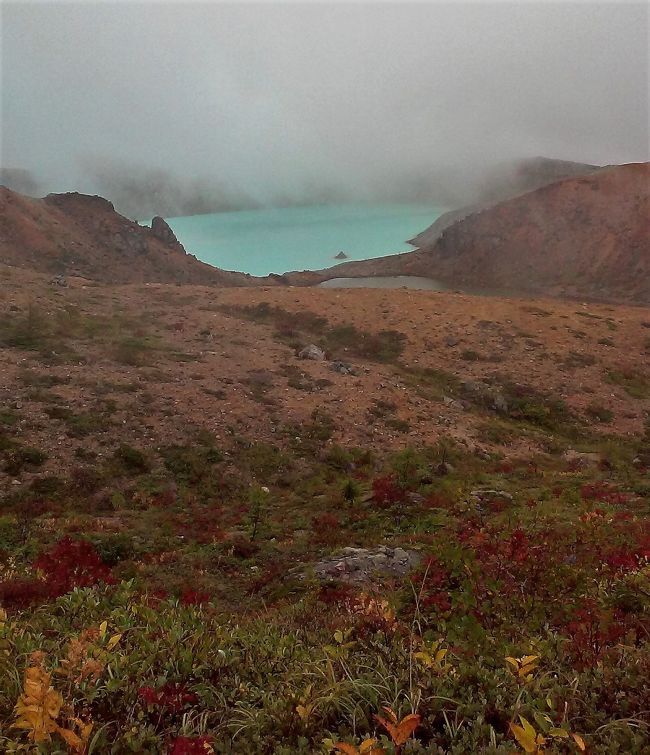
left=153, top=204, right=444, bottom=277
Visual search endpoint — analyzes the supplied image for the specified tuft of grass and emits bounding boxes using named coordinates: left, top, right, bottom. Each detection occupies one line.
left=606, top=368, right=650, bottom=399
left=113, top=336, right=159, bottom=367
left=585, top=403, right=614, bottom=423
left=219, top=303, right=406, bottom=363
left=161, top=444, right=223, bottom=482
left=114, top=445, right=151, bottom=473
left=3, top=445, right=48, bottom=476
left=562, top=352, right=597, bottom=369
left=401, top=365, right=461, bottom=401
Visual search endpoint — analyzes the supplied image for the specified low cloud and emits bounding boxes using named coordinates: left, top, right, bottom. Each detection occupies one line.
left=2, top=2, right=647, bottom=217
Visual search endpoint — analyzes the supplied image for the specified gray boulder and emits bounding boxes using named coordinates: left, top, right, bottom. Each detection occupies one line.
left=298, top=344, right=326, bottom=361
left=310, top=545, right=422, bottom=584
left=330, top=361, right=356, bottom=375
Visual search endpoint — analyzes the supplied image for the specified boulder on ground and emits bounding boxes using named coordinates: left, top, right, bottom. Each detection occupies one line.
left=309, top=545, right=422, bottom=584
left=298, top=344, right=326, bottom=361
left=563, top=449, right=601, bottom=468
left=330, top=361, right=356, bottom=375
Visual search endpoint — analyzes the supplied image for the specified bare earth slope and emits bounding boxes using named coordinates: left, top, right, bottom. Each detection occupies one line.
left=288, top=163, right=649, bottom=304
left=0, top=188, right=260, bottom=286
left=409, top=156, right=602, bottom=248
left=1, top=263, right=648, bottom=499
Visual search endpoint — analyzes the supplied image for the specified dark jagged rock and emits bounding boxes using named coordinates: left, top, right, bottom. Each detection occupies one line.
left=44, top=192, right=115, bottom=213
left=335, top=251, right=348, bottom=260
left=151, top=216, right=183, bottom=250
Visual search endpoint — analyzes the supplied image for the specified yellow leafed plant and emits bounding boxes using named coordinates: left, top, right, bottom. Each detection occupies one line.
left=13, top=651, right=93, bottom=753
left=510, top=716, right=546, bottom=754
left=13, top=655, right=63, bottom=744
left=510, top=713, right=586, bottom=754
left=505, top=654, right=540, bottom=682
left=333, top=738, right=385, bottom=754
left=414, top=639, right=453, bottom=675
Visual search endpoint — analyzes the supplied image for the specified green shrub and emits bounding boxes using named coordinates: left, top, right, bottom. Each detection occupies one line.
left=585, top=403, right=614, bottom=423
left=114, top=445, right=151, bottom=473
left=606, top=369, right=650, bottom=399
left=3, top=445, right=47, bottom=476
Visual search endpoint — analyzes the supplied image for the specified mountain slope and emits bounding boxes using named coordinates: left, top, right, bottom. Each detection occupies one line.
left=292, top=162, right=649, bottom=304
left=0, top=187, right=258, bottom=285
left=409, top=156, right=602, bottom=249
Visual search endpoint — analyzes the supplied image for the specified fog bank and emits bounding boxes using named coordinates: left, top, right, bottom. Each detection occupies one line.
left=2, top=2, right=648, bottom=217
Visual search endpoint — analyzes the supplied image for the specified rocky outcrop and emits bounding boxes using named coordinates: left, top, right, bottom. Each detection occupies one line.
left=0, top=187, right=266, bottom=286
left=310, top=546, right=422, bottom=584
left=151, top=216, right=183, bottom=250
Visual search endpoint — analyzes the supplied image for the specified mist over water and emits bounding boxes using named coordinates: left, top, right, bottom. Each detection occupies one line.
left=2, top=3, right=648, bottom=219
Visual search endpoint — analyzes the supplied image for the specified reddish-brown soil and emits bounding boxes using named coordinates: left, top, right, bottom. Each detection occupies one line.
left=1, top=263, right=648, bottom=497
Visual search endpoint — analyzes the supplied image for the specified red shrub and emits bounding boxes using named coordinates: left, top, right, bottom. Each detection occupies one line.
left=565, top=600, right=627, bottom=669
left=312, top=512, right=340, bottom=530
left=507, top=528, right=531, bottom=563
left=310, top=512, right=342, bottom=546
left=33, top=537, right=114, bottom=598
left=139, top=682, right=198, bottom=713
left=372, top=474, right=406, bottom=507
left=179, top=589, right=210, bottom=606
left=0, top=578, right=47, bottom=611
left=410, top=556, right=452, bottom=614
left=168, top=736, right=213, bottom=754
left=605, top=549, right=639, bottom=571
left=317, top=583, right=356, bottom=606
left=423, top=491, right=455, bottom=510
left=580, top=482, right=631, bottom=506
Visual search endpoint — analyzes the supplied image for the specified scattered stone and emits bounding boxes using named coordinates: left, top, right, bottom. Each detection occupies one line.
left=443, top=395, right=463, bottom=410
left=434, top=461, right=455, bottom=477
left=470, top=489, right=513, bottom=503
left=330, top=361, right=356, bottom=375
left=309, top=546, right=422, bottom=584
left=473, top=446, right=492, bottom=461
left=491, top=391, right=509, bottom=414
left=298, top=344, right=326, bottom=361
left=563, top=449, right=601, bottom=468
left=461, top=380, right=482, bottom=395
left=49, top=274, right=67, bottom=287
left=445, top=336, right=460, bottom=347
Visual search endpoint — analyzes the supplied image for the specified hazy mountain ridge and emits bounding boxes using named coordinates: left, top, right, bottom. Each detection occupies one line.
left=408, top=156, right=602, bottom=248
left=291, top=162, right=649, bottom=305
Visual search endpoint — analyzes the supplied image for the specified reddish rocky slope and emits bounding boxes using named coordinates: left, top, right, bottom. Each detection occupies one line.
left=291, top=163, right=649, bottom=304
left=0, top=188, right=258, bottom=285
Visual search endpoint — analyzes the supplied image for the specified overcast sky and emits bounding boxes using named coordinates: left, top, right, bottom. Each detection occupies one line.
left=1, top=1, right=648, bottom=211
